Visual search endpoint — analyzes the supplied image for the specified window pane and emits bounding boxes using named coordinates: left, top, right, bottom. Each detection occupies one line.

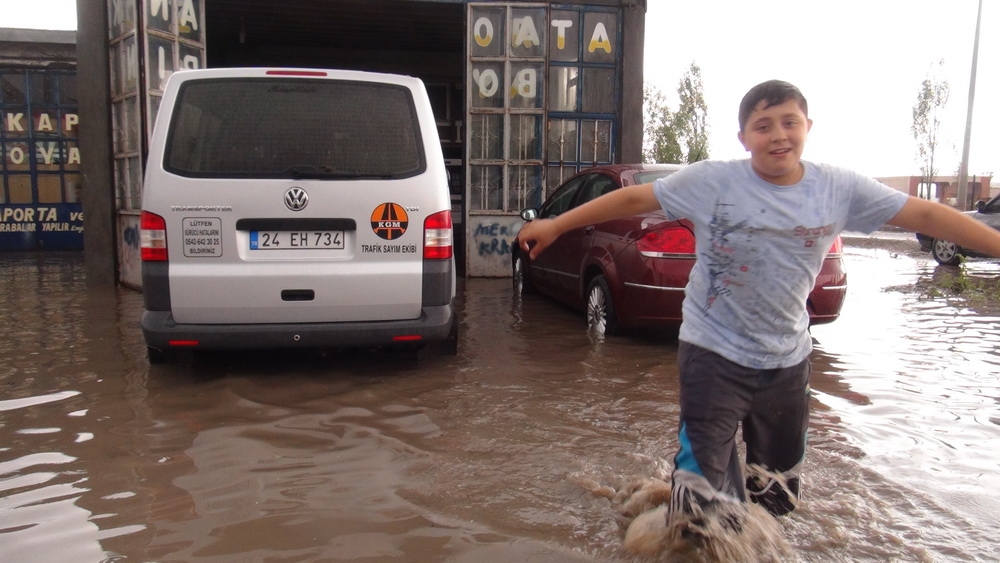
left=470, top=63, right=504, bottom=109
left=35, top=141, right=61, bottom=171
left=508, top=114, right=541, bottom=161
left=546, top=119, right=578, bottom=163
left=147, top=36, right=177, bottom=92
left=469, top=114, right=503, bottom=160
left=38, top=174, right=62, bottom=203
left=32, top=110, right=59, bottom=137
left=510, top=7, right=546, bottom=58
left=109, top=45, right=123, bottom=97
left=580, top=120, right=612, bottom=164
left=547, top=66, right=578, bottom=112
left=510, top=63, right=543, bottom=109
left=65, top=173, right=81, bottom=203
left=583, top=11, right=616, bottom=64
left=115, top=158, right=128, bottom=208
left=582, top=67, right=615, bottom=113
left=508, top=165, right=542, bottom=211
left=546, top=164, right=578, bottom=194
left=178, top=0, right=204, bottom=44
left=5, top=141, right=30, bottom=171
left=60, top=74, right=78, bottom=105
left=128, top=156, right=142, bottom=210
left=549, top=10, right=579, bottom=62
left=29, top=73, right=58, bottom=105
left=112, top=101, right=125, bottom=154
left=469, top=164, right=502, bottom=211
left=469, top=6, right=506, bottom=58
left=8, top=174, right=32, bottom=203
left=125, top=96, right=140, bottom=152
left=2, top=73, right=27, bottom=105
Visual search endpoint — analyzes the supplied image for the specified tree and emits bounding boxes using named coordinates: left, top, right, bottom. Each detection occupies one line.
left=642, top=62, right=710, bottom=164
left=642, top=83, right=681, bottom=163
left=911, top=60, right=949, bottom=201
left=674, top=63, right=710, bottom=163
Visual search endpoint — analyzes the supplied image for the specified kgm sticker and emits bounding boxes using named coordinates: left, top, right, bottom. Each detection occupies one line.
left=370, top=203, right=409, bottom=240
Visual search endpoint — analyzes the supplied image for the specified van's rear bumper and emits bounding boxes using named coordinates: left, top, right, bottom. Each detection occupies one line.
left=141, top=304, right=455, bottom=351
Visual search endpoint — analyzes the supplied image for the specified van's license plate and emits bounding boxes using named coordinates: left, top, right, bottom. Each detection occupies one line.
left=250, top=231, right=345, bottom=250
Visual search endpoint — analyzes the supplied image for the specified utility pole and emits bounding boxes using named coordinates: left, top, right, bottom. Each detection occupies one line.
left=957, top=0, right=983, bottom=210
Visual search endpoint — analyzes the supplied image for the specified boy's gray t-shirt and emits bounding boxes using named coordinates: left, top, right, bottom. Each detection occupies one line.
left=652, top=159, right=908, bottom=369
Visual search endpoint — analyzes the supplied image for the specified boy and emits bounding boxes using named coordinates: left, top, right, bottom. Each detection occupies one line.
left=516, top=80, right=1000, bottom=528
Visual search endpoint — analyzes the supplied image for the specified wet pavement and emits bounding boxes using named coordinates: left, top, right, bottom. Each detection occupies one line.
left=1, top=236, right=999, bottom=562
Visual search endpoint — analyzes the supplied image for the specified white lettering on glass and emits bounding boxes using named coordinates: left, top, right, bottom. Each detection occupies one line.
left=511, top=17, right=540, bottom=48
left=588, top=22, right=612, bottom=54
left=179, top=0, right=199, bottom=31
left=551, top=20, right=572, bottom=50
left=472, top=69, right=499, bottom=98
left=473, top=17, right=493, bottom=48
left=512, top=68, right=536, bottom=98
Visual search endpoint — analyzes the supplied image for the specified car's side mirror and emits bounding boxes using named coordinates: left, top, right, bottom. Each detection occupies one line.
left=520, top=209, right=538, bottom=221
left=975, top=200, right=986, bottom=211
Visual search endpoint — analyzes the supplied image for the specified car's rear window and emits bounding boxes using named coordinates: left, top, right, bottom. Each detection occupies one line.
left=163, top=78, right=425, bottom=179
left=634, top=170, right=678, bottom=184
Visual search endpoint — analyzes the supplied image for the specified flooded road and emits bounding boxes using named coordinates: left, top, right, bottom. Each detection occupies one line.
left=2, top=238, right=999, bottom=562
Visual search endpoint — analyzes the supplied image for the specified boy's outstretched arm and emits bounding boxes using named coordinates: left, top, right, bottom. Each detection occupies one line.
left=887, top=196, right=1000, bottom=257
left=517, top=183, right=661, bottom=260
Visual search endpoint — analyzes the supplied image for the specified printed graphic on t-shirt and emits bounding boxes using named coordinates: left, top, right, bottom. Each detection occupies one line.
left=703, top=200, right=748, bottom=312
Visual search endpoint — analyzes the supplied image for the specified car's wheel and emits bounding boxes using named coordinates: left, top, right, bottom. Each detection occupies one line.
left=586, top=275, right=620, bottom=337
left=513, top=253, right=533, bottom=295
left=931, top=238, right=962, bottom=265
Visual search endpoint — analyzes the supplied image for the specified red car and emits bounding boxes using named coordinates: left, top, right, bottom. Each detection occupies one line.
left=511, top=164, right=847, bottom=336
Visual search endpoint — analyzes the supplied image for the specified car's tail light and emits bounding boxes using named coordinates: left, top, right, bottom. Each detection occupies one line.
left=424, top=210, right=453, bottom=260
left=637, top=226, right=695, bottom=257
left=827, top=235, right=843, bottom=257
left=141, top=211, right=168, bottom=261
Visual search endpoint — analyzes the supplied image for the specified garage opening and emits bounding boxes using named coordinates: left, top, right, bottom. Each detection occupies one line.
left=204, top=0, right=467, bottom=272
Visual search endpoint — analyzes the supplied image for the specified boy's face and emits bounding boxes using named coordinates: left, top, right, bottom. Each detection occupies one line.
left=738, top=98, right=812, bottom=186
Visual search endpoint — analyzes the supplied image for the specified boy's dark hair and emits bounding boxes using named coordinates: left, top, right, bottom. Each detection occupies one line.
left=738, top=80, right=808, bottom=131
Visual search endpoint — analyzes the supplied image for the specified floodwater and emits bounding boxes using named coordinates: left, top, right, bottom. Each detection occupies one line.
left=2, top=237, right=999, bottom=562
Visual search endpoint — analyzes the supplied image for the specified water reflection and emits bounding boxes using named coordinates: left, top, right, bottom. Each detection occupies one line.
left=2, top=249, right=1000, bottom=561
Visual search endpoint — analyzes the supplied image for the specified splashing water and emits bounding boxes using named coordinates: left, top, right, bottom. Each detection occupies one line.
left=574, top=473, right=797, bottom=562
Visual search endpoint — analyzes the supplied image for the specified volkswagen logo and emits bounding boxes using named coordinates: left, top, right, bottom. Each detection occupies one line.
left=284, top=187, right=309, bottom=211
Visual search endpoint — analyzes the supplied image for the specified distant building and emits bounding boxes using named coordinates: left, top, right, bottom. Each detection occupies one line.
left=877, top=174, right=996, bottom=208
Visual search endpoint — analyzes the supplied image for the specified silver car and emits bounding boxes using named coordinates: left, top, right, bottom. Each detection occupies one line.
left=140, top=68, right=457, bottom=363
left=916, top=192, right=1000, bottom=265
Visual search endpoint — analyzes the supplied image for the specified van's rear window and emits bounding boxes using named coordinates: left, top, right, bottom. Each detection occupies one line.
left=163, top=78, right=426, bottom=179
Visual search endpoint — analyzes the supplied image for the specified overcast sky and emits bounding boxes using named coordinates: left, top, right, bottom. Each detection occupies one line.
left=5, top=1, right=998, bottom=180
left=645, top=0, right=999, bottom=180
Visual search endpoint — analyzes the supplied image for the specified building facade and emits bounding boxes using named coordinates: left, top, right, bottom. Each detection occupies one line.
left=0, top=29, right=82, bottom=250
left=76, top=0, right=648, bottom=287
left=877, top=174, right=996, bottom=207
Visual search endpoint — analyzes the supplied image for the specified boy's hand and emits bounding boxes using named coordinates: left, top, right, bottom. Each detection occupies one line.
left=517, top=218, right=560, bottom=260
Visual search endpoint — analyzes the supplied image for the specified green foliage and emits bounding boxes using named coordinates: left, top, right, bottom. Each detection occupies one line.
left=643, top=84, right=681, bottom=164
left=643, top=62, right=710, bottom=164
left=907, top=258, right=1000, bottom=302
left=675, top=63, right=710, bottom=163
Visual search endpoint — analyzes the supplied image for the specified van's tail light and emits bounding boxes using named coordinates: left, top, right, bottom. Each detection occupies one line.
left=424, top=210, right=453, bottom=260
left=827, top=235, right=843, bottom=257
left=141, top=211, right=168, bottom=261
left=637, top=226, right=695, bottom=257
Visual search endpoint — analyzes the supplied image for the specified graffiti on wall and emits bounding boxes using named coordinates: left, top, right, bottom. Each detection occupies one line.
left=467, top=215, right=523, bottom=277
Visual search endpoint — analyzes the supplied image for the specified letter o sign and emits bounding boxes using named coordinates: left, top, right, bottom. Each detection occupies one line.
left=473, top=17, right=494, bottom=47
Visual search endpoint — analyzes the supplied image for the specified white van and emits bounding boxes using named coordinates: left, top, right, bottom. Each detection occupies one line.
left=140, top=68, right=457, bottom=363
